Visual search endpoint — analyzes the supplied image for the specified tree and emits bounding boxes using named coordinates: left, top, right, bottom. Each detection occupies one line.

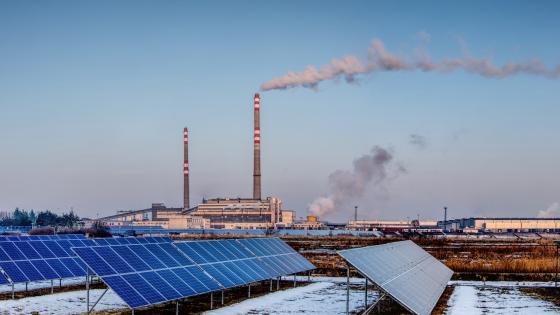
left=37, top=210, right=58, bottom=226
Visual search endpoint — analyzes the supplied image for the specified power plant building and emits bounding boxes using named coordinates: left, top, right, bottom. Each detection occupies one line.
left=98, top=93, right=294, bottom=230
left=185, top=197, right=282, bottom=229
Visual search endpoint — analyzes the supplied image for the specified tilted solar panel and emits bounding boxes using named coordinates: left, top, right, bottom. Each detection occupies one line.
left=174, top=240, right=277, bottom=289
left=338, top=240, right=453, bottom=315
left=236, top=238, right=315, bottom=276
left=0, top=240, right=87, bottom=284
left=73, top=243, right=222, bottom=309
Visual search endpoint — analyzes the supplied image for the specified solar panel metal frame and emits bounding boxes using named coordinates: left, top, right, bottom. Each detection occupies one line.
left=338, top=240, right=453, bottom=315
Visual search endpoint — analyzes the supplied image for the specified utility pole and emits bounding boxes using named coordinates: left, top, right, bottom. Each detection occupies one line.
left=443, top=206, right=448, bottom=232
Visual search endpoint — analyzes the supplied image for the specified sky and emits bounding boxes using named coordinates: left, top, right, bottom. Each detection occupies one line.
left=0, top=0, right=559, bottom=222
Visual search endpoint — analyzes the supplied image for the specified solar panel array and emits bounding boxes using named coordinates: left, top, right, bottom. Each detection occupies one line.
left=74, top=238, right=315, bottom=310
left=73, top=243, right=222, bottom=308
left=338, top=240, right=453, bottom=315
left=0, top=236, right=172, bottom=285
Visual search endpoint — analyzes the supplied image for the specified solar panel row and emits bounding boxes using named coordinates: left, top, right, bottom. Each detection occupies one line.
left=0, top=239, right=90, bottom=283
left=0, top=237, right=172, bottom=285
left=73, top=243, right=221, bottom=308
left=74, top=238, right=315, bottom=309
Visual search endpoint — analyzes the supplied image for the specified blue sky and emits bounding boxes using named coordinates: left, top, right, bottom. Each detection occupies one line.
left=1, top=1, right=559, bottom=221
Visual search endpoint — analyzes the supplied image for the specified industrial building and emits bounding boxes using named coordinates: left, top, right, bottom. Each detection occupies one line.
left=91, top=203, right=210, bottom=229
left=97, top=93, right=294, bottom=230
left=347, top=220, right=438, bottom=232
left=184, top=197, right=283, bottom=229
left=440, top=217, right=560, bottom=233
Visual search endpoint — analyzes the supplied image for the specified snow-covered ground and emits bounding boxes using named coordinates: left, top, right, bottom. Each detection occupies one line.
left=446, top=284, right=560, bottom=314
left=204, top=281, right=376, bottom=315
left=0, top=277, right=85, bottom=294
left=0, top=288, right=126, bottom=315
left=1, top=277, right=560, bottom=314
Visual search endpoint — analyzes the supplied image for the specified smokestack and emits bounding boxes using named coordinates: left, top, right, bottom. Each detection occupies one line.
left=253, top=93, right=261, bottom=200
left=354, top=206, right=358, bottom=222
left=183, top=127, right=189, bottom=209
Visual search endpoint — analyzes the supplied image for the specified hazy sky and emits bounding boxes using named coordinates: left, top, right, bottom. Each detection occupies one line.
left=1, top=1, right=559, bottom=221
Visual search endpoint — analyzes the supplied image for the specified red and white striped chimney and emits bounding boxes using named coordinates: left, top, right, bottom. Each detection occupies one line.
left=183, top=127, right=190, bottom=209
left=253, top=93, right=261, bottom=200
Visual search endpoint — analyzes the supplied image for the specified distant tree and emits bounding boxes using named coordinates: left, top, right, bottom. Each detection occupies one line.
left=13, top=208, right=31, bottom=226
left=37, top=210, right=58, bottom=226
left=29, top=210, right=38, bottom=227
left=59, top=210, right=80, bottom=227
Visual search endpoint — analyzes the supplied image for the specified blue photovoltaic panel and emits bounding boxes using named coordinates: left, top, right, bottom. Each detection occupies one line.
left=0, top=239, right=89, bottom=284
left=236, top=238, right=315, bottom=276
left=72, top=243, right=222, bottom=309
left=338, top=240, right=453, bottom=315
left=174, top=239, right=304, bottom=289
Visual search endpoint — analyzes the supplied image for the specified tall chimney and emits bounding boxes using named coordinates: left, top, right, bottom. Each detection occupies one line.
left=253, top=93, right=261, bottom=200
left=183, top=127, right=190, bottom=209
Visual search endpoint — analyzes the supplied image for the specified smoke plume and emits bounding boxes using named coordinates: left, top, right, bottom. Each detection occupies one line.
left=308, top=146, right=405, bottom=218
left=537, top=202, right=560, bottom=218
left=261, top=38, right=560, bottom=91
left=409, top=134, right=427, bottom=149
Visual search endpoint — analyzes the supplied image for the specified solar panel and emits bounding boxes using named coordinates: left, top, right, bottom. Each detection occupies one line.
left=236, top=238, right=315, bottom=276
left=73, top=243, right=222, bottom=309
left=338, top=240, right=453, bottom=315
left=174, top=240, right=275, bottom=289
left=0, top=240, right=88, bottom=284
left=174, top=238, right=314, bottom=290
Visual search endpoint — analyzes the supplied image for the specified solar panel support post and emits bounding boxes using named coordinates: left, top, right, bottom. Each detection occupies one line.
left=87, top=287, right=108, bottom=314
left=51, top=279, right=54, bottom=294
left=11, top=283, right=14, bottom=299
left=25, top=282, right=28, bottom=292
left=293, top=274, right=296, bottom=287
left=86, top=269, right=90, bottom=313
left=346, top=264, right=350, bottom=315
left=176, top=301, right=179, bottom=315
left=269, top=279, right=273, bottom=291
left=276, top=276, right=280, bottom=290
left=365, top=278, right=368, bottom=308
left=210, top=292, right=214, bottom=309
left=248, top=284, right=251, bottom=297
left=221, top=290, right=224, bottom=305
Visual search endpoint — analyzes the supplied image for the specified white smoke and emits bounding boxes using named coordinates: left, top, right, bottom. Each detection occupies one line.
left=308, top=146, right=405, bottom=218
left=261, top=38, right=560, bottom=91
left=537, top=202, right=560, bottom=218
left=409, top=134, right=427, bottom=149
